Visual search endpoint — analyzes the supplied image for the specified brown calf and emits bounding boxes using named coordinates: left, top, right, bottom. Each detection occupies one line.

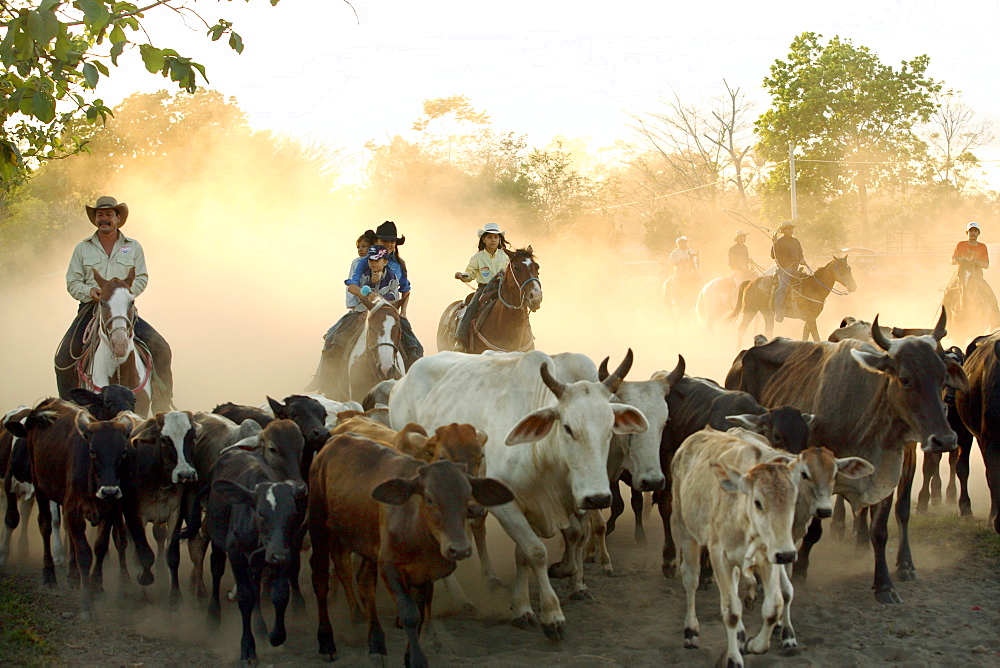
left=308, top=433, right=511, bottom=666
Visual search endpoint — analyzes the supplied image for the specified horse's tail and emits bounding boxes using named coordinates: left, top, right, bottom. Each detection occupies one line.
left=725, top=280, right=752, bottom=323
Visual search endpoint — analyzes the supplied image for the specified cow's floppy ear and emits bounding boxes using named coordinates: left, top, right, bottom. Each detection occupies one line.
left=4, top=419, right=27, bottom=438
left=469, top=477, right=514, bottom=507
left=710, top=462, right=747, bottom=494
left=68, top=388, right=98, bottom=406
left=801, top=413, right=816, bottom=429
left=476, top=429, right=489, bottom=446
left=212, top=480, right=256, bottom=506
left=238, top=419, right=262, bottom=440
left=836, top=457, right=875, bottom=479
left=850, top=349, right=896, bottom=375
left=944, top=359, right=970, bottom=393
left=74, top=411, right=93, bottom=438
left=505, top=407, right=558, bottom=445
left=372, top=476, right=420, bottom=505
left=611, top=404, right=648, bottom=435
left=267, top=396, right=287, bottom=417
left=726, top=413, right=768, bottom=432
left=399, top=429, right=431, bottom=462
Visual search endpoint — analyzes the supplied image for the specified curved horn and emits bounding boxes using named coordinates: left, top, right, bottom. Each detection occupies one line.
left=597, top=357, right=610, bottom=382
left=871, top=314, right=892, bottom=351
left=663, top=355, right=686, bottom=389
left=539, top=363, right=566, bottom=399
left=602, top=349, right=634, bottom=393
left=931, top=306, right=947, bottom=341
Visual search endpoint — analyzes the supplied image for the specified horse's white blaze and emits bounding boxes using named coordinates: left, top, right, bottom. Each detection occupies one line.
left=162, top=411, right=197, bottom=483
left=106, top=287, right=134, bottom=358
left=377, top=317, right=400, bottom=374
left=266, top=485, right=277, bottom=510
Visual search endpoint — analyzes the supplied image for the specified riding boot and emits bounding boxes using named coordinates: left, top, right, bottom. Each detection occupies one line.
left=135, top=318, right=173, bottom=412
left=399, top=317, right=423, bottom=369
left=456, top=289, right=484, bottom=351
left=54, top=303, right=97, bottom=400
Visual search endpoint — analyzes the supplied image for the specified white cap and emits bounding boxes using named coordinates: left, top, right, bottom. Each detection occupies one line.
left=967, top=221, right=981, bottom=232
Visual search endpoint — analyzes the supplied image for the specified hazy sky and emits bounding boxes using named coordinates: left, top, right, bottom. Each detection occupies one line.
left=98, top=0, right=1000, bottom=176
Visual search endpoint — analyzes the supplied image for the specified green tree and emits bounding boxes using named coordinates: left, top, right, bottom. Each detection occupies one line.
left=0, top=0, right=281, bottom=188
left=756, top=32, right=940, bottom=245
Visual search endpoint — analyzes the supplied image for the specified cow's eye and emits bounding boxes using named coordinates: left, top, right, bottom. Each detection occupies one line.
left=900, top=377, right=912, bottom=388
left=563, top=425, right=573, bottom=438
left=801, top=470, right=810, bottom=481
left=754, top=500, right=763, bottom=511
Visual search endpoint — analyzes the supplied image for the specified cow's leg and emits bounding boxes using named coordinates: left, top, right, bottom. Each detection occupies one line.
left=0, top=486, right=19, bottom=568
left=870, top=493, right=901, bottom=603
left=855, top=505, right=871, bottom=552
left=121, top=500, right=154, bottom=586
left=895, top=445, right=917, bottom=581
left=36, top=493, right=57, bottom=587
left=229, top=552, right=258, bottom=664
left=675, top=529, right=701, bottom=649
left=980, top=434, right=1000, bottom=533
left=946, top=449, right=959, bottom=506
left=711, top=547, right=745, bottom=667
left=91, top=516, right=113, bottom=595
left=658, top=486, right=678, bottom=578
left=746, top=563, right=784, bottom=654
left=268, top=564, right=291, bottom=647
left=564, top=515, right=593, bottom=600
left=166, top=508, right=184, bottom=604
left=382, top=563, right=427, bottom=668
left=470, top=513, right=500, bottom=588
left=151, top=522, right=167, bottom=575
left=791, top=517, right=821, bottom=584
left=776, top=564, right=798, bottom=649
left=331, top=548, right=365, bottom=622
left=606, top=479, right=624, bottom=536
left=957, top=440, right=973, bottom=517
left=50, top=502, right=66, bottom=566
left=358, top=558, right=387, bottom=659
left=66, top=510, right=95, bottom=616
left=113, top=513, right=130, bottom=595
left=630, top=487, right=646, bottom=545
left=207, top=542, right=226, bottom=622
left=492, top=503, right=563, bottom=640
left=917, top=452, right=938, bottom=513
left=309, top=525, right=337, bottom=659
left=831, top=496, right=846, bottom=541
left=588, top=509, right=613, bottom=576
left=188, top=530, right=209, bottom=601
left=15, top=496, right=33, bottom=561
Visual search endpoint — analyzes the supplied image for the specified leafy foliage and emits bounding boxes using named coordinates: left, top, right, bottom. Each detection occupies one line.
left=0, top=0, right=281, bottom=188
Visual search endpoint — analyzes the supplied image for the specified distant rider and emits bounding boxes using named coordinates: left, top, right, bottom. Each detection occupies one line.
left=454, top=222, right=510, bottom=351
left=951, top=221, right=999, bottom=312
left=728, top=230, right=756, bottom=285
left=770, top=220, right=804, bottom=323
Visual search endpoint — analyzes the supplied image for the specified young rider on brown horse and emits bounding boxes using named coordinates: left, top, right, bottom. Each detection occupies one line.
left=54, top=196, right=173, bottom=411
left=454, top=222, right=510, bottom=351
left=950, top=221, right=1000, bottom=313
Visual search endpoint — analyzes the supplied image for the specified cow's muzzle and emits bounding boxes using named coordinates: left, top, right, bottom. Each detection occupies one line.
left=172, top=466, right=198, bottom=484
left=774, top=550, right=797, bottom=564
left=580, top=493, right=612, bottom=510
left=442, top=543, right=473, bottom=561
left=922, top=433, right=958, bottom=454
left=815, top=507, right=833, bottom=519
left=97, top=486, right=122, bottom=500
left=635, top=474, right=665, bottom=493
left=265, top=550, right=289, bottom=565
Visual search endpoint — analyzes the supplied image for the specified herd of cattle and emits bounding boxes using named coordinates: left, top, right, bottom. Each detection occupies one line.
left=1, top=308, right=999, bottom=667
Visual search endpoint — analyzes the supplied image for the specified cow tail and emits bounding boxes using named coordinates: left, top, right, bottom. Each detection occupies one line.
left=726, top=280, right=751, bottom=323
left=179, top=485, right=210, bottom=540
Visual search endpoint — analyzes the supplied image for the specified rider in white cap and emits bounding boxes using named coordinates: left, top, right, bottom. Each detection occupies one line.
left=454, top=222, right=511, bottom=350
left=951, top=221, right=999, bottom=312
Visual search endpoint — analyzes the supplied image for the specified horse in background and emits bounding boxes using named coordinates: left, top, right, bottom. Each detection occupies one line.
left=437, top=247, right=542, bottom=353
left=662, top=255, right=702, bottom=317
left=727, top=255, right=857, bottom=346
left=77, top=269, right=153, bottom=416
left=942, top=258, right=1000, bottom=342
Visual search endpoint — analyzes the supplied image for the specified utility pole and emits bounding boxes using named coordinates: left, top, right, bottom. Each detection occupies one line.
left=789, top=142, right=797, bottom=222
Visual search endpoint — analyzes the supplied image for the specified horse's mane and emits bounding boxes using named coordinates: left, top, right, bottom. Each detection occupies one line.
left=511, top=247, right=535, bottom=261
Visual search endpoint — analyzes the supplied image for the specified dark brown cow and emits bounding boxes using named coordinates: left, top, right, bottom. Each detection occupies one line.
left=955, top=331, right=1000, bottom=534
left=309, top=433, right=511, bottom=666
left=5, top=399, right=155, bottom=615
left=726, top=312, right=968, bottom=603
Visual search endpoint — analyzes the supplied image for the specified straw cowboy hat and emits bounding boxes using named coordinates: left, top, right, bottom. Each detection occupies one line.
left=375, top=220, right=405, bottom=245
left=734, top=230, right=748, bottom=241
left=86, top=196, right=129, bottom=227
left=478, top=222, right=506, bottom=238
left=777, top=220, right=795, bottom=232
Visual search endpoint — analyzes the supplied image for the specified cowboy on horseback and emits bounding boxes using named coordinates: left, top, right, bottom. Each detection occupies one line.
left=771, top=220, right=804, bottom=323
left=54, top=196, right=173, bottom=411
left=948, top=221, right=1000, bottom=315
left=728, top=230, right=757, bottom=285
left=454, top=222, right=510, bottom=351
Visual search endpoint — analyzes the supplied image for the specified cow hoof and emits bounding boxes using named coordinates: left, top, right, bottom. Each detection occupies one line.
left=959, top=504, right=973, bottom=517
left=874, top=588, right=903, bottom=605
left=368, top=652, right=387, bottom=667
left=634, top=533, right=647, bottom=547
left=541, top=621, right=565, bottom=642
left=741, top=596, right=755, bottom=613
left=270, top=627, right=287, bottom=647
left=662, top=564, right=676, bottom=579
left=602, top=566, right=617, bottom=577
left=291, top=589, right=307, bottom=611
left=569, top=588, right=595, bottom=602
left=683, top=628, right=699, bottom=648
left=43, top=571, right=58, bottom=588
left=511, top=613, right=539, bottom=630
left=790, top=569, right=808, bottom=585
left=896, top=567, right=917, bottom=582
left=697, top=577, right=713, bottom=591
left=915, top=502, right=929, bottom=514
left=547, top=562, right=573, bottom=579
left=461, top=601, right=478, bottom=615
left=718, top=654, right=743, bottom=668
left=583, top=555, right=596, bottom=564
left=318, top=631, right=337, bottom=658
left=486, top=577, right=504, bottom=591
left=137, top=571, right=154, bottom=587
left=239, top=659, right=258, bottom=668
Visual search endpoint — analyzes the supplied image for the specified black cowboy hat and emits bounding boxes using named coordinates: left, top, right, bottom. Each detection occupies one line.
left=375, top=220, right=405, bottom=245
left=86, top=196, right=129, bottom=227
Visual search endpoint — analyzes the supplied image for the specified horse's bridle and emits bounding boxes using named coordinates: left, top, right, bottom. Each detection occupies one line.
left=98, top=301, right=136, bottom=352
left=498, top=267, right=541, bottom=310
left=364, top=303, right=405, bottom=381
